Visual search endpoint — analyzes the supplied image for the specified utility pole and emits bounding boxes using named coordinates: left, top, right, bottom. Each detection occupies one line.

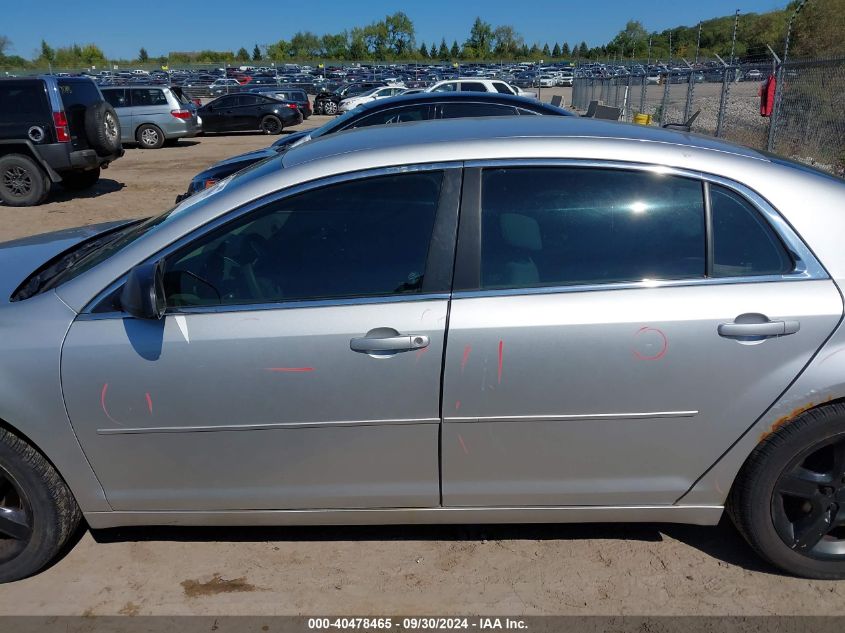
left=647, top=37, right=652, bottom=66
left=668, top=31, right=673, bottom=66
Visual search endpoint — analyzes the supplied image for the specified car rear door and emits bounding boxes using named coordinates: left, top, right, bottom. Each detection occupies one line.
left=61, top=166, right=462, bottom=511
left=440, top=163, right=842, bottom=507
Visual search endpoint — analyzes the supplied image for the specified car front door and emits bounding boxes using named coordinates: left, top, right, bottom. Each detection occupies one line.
left=201, top=96, right=234, bottom=132
left=61, top=167, right=461, bottom=511
left=441, top=164, right=842, bottom=507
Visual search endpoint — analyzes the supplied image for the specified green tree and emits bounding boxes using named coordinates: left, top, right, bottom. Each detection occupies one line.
left=419, top=41, right=429, bottom=58
left=39, top=39, right=55, bottom=64
left=236, top=47, right=250, bottom=61
left=542, top=43, right=551, bottom=57
left=578, top=41, right=588, bottom=57
left=289, top=31, right=321, bottom=58
left=349, top=28, right=368, bottom=60
left=266, top=40, right=290, bottom=60
left=466, top=17, right=493, bottom=58
left=252, top=44, right=261, bottom=61
left=552, top=42, right=561, bottom=57
left=138, top=47, right=149, bottom=62
left=561, top=42, right=571, bottom=57
left=321, top=33, right=348, bottom=59
left=430, top=42, right=437, bottom=58
left=450, top=39, right=460, bottom=59
left=385, top=11, right=415, bottom=57
left=492, top=25, right=523, bottom=58
left=438, top=38, right=449, bottom=60
left=0, top=35, right=10, bottom=58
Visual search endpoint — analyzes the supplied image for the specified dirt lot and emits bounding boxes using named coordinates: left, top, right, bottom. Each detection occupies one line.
left=0, top=113, right=844, bottom=616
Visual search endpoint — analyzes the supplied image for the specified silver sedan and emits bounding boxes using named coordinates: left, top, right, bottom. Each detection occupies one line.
left=0, top=117, right=844, bottom=581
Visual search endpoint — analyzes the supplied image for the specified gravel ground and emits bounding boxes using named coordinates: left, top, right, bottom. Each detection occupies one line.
left=0, top=111, right=844, bottom=616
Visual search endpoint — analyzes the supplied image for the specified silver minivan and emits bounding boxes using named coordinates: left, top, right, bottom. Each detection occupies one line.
left=101, top=86, right=201, bottom=149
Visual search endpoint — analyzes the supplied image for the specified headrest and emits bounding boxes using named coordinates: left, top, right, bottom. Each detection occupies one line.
left=500, top=213, right=542, bottom=251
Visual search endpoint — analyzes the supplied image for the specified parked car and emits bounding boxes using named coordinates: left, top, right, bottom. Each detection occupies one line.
left=248, top=87, right=312, bottom=118
left=197, top=93, right=302, bottom=135
left=744, top=69, right=764, bottom=82
left=2, top=117, right=845, bottom=582
left=209, top=78, right=243, bottom=96
left=338, top=85, right=407, bottom=113
left=179, top=92, right=577, bottom=199
left=0, top=76, right=123, bottom=206
left=101, top=86, right=201, bottom=149
left=314, top=82, right=386, bottom=115
left=426, top=78, right=536, bottom=99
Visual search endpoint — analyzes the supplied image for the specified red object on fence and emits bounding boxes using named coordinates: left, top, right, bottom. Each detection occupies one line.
left=760, top=74, right=777, bottom=117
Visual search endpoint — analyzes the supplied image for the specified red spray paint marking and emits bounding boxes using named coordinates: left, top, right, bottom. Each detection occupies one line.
left=455, top=400, right=461, bottom=411
left=460, top=345, right=472, bottom=373
left=145, top=392, right=153, bottom=415
left=632, top=327, right=668, bottom=361
left=457, top=434, right=469, bottom=455
left=415, top=346, right=430, bottom=361
left=265, top=367, right=315, bottom=373
left=497, top=340, right=504, bottom=384
left=100, top=383, right=119, bottom=425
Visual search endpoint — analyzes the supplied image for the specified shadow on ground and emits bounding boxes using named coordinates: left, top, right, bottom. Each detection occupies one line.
left=48, top=178, right=125, bottom=203
left=86, top=515, right=780, bottom=576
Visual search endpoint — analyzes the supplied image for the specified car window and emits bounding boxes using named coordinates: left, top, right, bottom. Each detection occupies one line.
left=131, top=89, right=168, bottom=106
left=102, top=89, right=128, bottom=108
left=480, top=168, right=706, bottom=289
left=440, top=103, right=517, bottom=119
left=460, top=82, right=488, bottom=92
left=238, top=95, right=260, bottom=106
left=57, top=79, right=101, bottom=108
left=0, top=84, right=48, bottom=120
left=163, top=171, right=444, bottom=307
left=347, top=105, right=430, bottom=128
left=431, top=82, right=456, bottom=93
left=710, top=184, right=793, bottom=277
left=516, top=108, right=540, bottom=116
left=213, top=96, right=237, bottom=108
left=492, top=82, right=514, bottom=95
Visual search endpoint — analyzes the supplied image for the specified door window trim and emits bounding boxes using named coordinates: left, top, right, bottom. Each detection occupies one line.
left=452, top=159, right=827, bottom=297
left=83, top=163, right=463, bottom=317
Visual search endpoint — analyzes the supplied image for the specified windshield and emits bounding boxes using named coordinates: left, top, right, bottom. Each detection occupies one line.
left=33, top=212, right=178, bottom=295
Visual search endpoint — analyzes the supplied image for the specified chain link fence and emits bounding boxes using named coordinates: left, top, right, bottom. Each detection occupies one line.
left=572, top=57, right=845, bottom=176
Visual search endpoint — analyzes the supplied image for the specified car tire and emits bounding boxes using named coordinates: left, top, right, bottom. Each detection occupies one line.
left=60, top=168, right=100, bottom=191
left=322, top=101, right=338, bottom=115
left=0, top=154, right=50, bottom=207
left=136, top=124, right=165, bottom=149
left=260, top=115, right=283, bottom=135
left=729, top=402, right=845, bottom=579
left=0, top=426, right=82, bottom=583
left=84, top=102, right=122, bottom=156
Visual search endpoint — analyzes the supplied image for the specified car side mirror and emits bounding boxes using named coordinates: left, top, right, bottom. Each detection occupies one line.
left=120, top=260, right=166, bottom=320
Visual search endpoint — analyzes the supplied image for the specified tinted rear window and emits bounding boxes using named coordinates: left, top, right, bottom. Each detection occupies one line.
left=57, top=79, right=101, bottom=108
left=481, top=168, right=706, bottom=289
left=0, top=84, right=47, bottom=120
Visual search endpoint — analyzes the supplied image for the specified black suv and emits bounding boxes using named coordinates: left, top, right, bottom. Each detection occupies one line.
left=0, top=76, right=124, bottom=206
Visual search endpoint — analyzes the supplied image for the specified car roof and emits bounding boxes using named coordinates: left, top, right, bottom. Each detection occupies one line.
left=282, top=115, right=767, bottom=170
left=351, top=91, right=568, bottom=113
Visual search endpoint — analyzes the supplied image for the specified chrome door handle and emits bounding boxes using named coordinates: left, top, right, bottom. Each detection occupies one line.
left=350, top=334, right=429, bottom=353
left=718, top=320, right=800, bottom=338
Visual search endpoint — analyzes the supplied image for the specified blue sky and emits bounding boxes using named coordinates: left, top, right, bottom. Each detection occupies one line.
left=4, top=0, right=788, bottom=59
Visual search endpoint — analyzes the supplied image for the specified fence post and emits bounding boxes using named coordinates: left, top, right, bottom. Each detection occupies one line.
left=684, top=68, right=695, bottom=122
left=639, top=74, right=647, bottom=115
left=659, top=75, right=670, bottom=126
left=766, top=62, right=785, bottom=153
left=625, top=73, right=633, bottom=121
left=715, top=66, right=731, bottom=138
